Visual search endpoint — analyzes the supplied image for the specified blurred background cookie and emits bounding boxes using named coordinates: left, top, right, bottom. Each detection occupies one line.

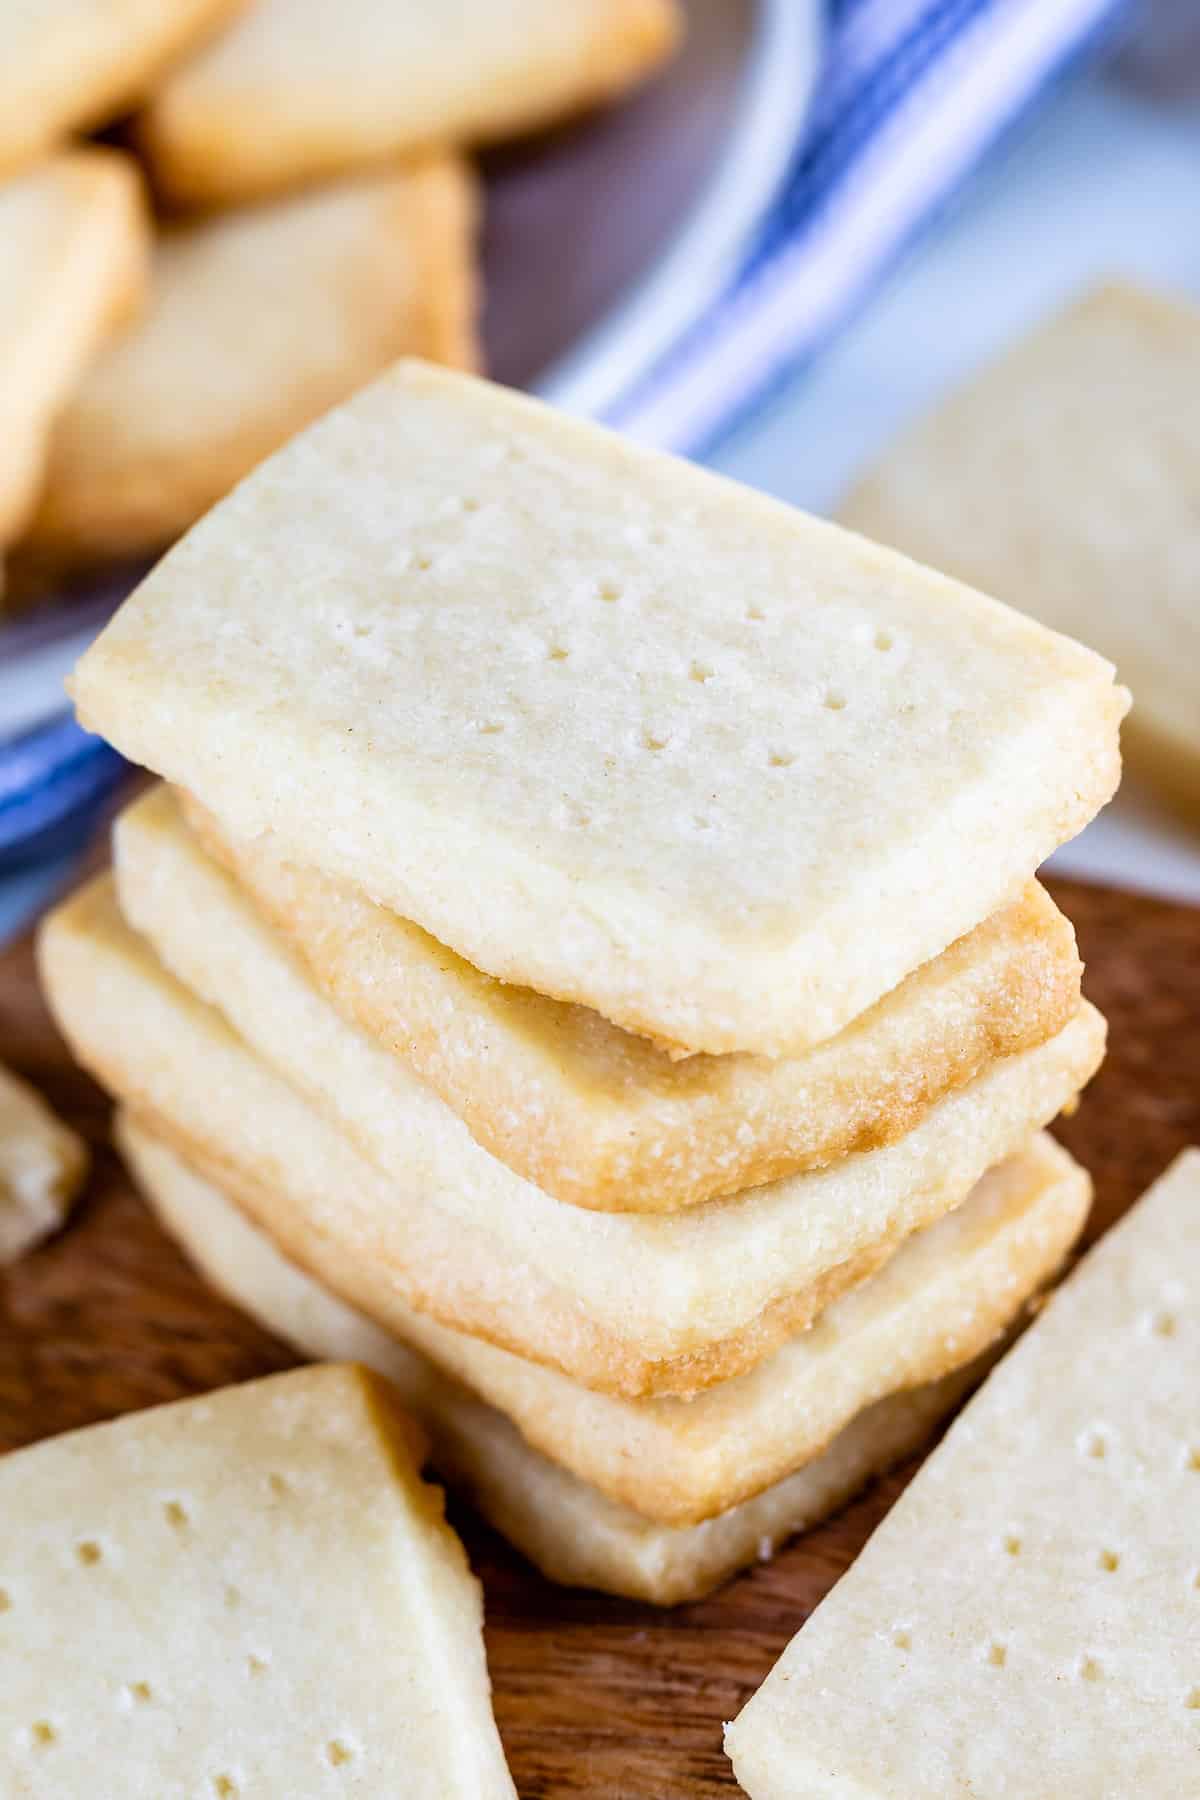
left=0, top=150, right=147, bottom=561
left=136, top=0, right=682, bottom=207
left=0, top=0, right=248, bottom=177
left=24, top=157, right=477, bottom=569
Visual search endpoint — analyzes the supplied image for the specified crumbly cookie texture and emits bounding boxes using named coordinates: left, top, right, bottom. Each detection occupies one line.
left=0, top=1061, right=87, bottom=1264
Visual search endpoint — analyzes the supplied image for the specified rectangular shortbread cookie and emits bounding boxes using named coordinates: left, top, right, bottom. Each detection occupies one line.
left=25, top=158, right=477, bottom=569
left=136, top=0, right=681, bottom=205
left=0, top=1363, right=515, bottom=1797
left=0, top=150, right=147, bottom=548
left=841, top=281, right=1200, bottom=811
left=0, top=0, right=246, bottom=177
left=726, top=1148, right=1200, bottom=1800
left=46, top=873, right=1105, bottom=1399
left=119, top=1115, right=1036, bottom=1606
left=181, top=789, right=1081, bottom=1213
left=69, top=360, right=1127, bottom=1056
left=0, top=1060, right=88, bottom=1263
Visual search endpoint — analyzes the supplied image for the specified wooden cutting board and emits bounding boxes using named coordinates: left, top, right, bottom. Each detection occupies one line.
left=1, top=873, right=1197, bottom=1798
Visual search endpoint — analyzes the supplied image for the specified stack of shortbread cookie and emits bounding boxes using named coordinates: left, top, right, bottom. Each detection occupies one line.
left=40, top=362, right=1127, bottom=1603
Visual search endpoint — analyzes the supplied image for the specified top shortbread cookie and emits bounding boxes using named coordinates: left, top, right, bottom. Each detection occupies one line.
left=71, top=362, right=1127, bottom=1055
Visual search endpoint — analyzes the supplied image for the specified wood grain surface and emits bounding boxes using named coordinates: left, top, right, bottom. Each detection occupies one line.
left=1, top=873, right=1197, bottom=1798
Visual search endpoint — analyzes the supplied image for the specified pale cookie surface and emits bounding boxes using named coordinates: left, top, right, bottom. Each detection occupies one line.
left=42, top=874, right=1104, bottom=1398
left=137, top=0, right=681, bottom=205
left=186, top=789, right=1081, bottom=1213
left=726, top=1148, right=1200, bottom=1800
left=117, top=1116, right=1088, bottom=1526
left=841, top=281, right=1200, bottom=811
left=0, top=150, right=147, bottom=548
left=0, top=1060, right=87, bottom=1264
left=119, top=1115, right=1007, bottom=1606
left=0, top=1363, right=515, bottom=1797
left=70, top=362, right=1126, bottom=1055
left=0, top=0, right=246, bottom=176
left=27, top=158, right=477, bottom=568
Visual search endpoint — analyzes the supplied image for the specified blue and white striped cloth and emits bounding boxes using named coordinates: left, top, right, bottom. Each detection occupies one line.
left=0, top=0, right=1128, bottom=881
left=607, top=0, right=1130, bottom=451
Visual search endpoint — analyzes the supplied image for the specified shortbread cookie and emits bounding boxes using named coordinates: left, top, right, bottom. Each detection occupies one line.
left=137, top=0, right=682, bottom=206
left=182, top=790, right=1081, bottom=1211
left=0, top=1061, right=88, bottom=1263
left=726, top=1148, right=1200, bottom=1800
left=69, top=361, right=1127, bottom=1055
left=0, top=1363, right=515, bottom=1797
left=120, top=1109, right=1086, bottom=1525
left=25, top=158, right=477, bottom=568
left=40, top=875, right=1104, bottom=1397
left=841, top=282, right=1200, bottom=811
left=0, top=151, right=147, bottom=549
left=119, top=1115, right=1013, bottom=1605
left=0, top=0, right=246, bottom=177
